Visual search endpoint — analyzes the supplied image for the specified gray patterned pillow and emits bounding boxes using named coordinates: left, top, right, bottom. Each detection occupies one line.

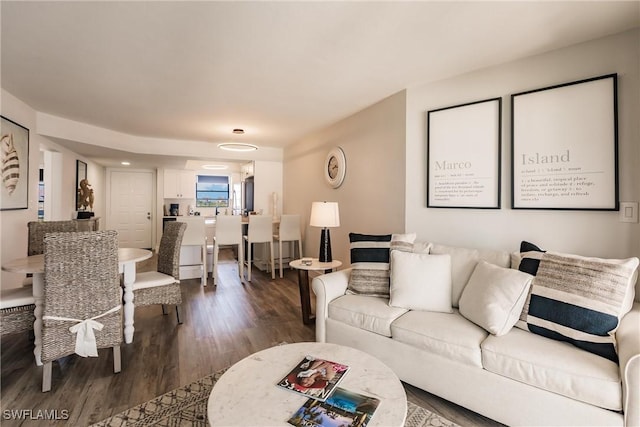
left=346, top=233, right=416, bottom=298
left=520, top=250, right=638, bottom=362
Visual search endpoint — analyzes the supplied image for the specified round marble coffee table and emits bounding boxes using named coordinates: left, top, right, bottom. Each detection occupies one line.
left=207, top=342, right=407, bottom=426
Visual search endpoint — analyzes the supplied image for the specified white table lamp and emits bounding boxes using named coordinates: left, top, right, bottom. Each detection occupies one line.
left=310, top=201, right=340, bottom=262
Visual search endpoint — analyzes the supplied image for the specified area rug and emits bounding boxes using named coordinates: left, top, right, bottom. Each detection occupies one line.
left=92, top=368, right=459, bottom=427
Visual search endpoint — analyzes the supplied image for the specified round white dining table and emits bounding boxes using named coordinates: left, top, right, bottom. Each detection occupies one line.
left=1, top=248, right=152, bottom=366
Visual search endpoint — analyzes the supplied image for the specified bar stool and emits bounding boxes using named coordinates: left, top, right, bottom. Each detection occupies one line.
left=177, top=218, right=208, bottom=286
left=243, top=215, right=275, bottom=282
left=273, top=214, right=302, bottom=278
left=212, top=215, right=244, bottom=285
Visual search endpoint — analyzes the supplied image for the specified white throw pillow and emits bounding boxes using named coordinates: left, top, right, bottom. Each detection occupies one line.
left=459, top=260, right=533, bottom=336
left=389, top=251, right=452, bottom=313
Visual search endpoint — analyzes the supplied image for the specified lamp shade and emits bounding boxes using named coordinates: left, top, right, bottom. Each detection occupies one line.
left=310, top=202, right=340, bottom=228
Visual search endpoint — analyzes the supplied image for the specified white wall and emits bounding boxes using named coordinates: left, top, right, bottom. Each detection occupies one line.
left=254, top=161, right=283, bottom=217
left=1, top=89, right=106, bottom=289
left=1, top=91, right=40, bottom=288
left=38, top=138, right=106, bottom=222
left=406, top=29, right=639, bottom=293
left=284, top=91, right=407, bottom=265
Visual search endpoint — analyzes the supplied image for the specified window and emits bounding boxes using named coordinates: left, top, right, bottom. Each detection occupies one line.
left=196, top=175, right=229, bottom=208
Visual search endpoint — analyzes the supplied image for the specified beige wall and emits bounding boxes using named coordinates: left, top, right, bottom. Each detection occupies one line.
left=282, top=28, right=639, bottom=297
left=405, top=29, right=640, bottom=296
left=283, top=91, right=407, bottom=266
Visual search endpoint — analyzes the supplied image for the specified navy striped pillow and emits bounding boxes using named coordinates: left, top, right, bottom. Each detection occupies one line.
left=514, top=241, right=544, bottom=330
left=518, top=240, right=545, bottom=275
left=523, top=252, right=638, bottom=363
left=347, top=233, right=392, bottom=297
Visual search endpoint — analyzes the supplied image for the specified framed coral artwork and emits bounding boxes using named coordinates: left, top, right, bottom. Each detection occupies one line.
left=1, top=116, right=29, bottom=211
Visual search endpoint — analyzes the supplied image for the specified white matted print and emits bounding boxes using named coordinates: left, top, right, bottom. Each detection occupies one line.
left=511, top=74, right=618, bottom=210
left=1, top=116, right=29, bottom=211
left=427, top=98, right=501, bottom=208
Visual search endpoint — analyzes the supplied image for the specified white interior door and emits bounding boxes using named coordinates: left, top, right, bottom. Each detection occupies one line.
left=109, top=170, right=153, bottom=248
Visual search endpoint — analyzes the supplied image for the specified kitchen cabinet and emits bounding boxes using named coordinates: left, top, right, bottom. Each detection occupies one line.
left=164, top=169, right=196, bottom=199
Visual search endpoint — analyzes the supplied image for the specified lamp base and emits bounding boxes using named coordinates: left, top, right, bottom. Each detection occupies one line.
left=319, top=228, right=332, bottom=262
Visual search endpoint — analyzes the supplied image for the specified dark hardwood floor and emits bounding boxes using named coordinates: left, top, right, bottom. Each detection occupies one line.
left=1, top=250, right=502, bottom=426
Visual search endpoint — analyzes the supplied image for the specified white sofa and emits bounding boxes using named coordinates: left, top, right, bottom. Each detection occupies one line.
left=312, top=243, right=640, bottom=427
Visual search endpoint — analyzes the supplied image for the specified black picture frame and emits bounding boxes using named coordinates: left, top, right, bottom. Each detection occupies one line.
left=427, top=97, right=502, bottom=209
left=511, top=74, right=618, bottom=210
left=76, top=160, right=87, bottom=210
left=0, top=116, right=29, bottom=211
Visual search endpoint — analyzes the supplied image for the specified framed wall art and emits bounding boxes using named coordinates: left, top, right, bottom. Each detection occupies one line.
left=511, top=74, right=618, bottom=210
left=0, top=116, right=29, bottom=211
left=427, top=97, right=502, bottom=208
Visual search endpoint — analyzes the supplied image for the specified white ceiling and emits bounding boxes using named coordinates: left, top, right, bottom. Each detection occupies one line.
left=2, top=1, right=639, bottom=167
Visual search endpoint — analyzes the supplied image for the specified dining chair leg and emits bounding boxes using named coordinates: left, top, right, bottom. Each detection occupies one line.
left=113, top=346, right=122, bottom=373
left=201, top=242, right=207, bottom=287
left=176, top=305, right=182, bottom=324
left=269, top=241, right=275, bottom=280
left=42, top=361, right=52, bottom=392
left=279, top=239, right=284, bottom=279
left=247, top=243, right=252, bottom=282
left=213, top=244, right=219, bottom=285
left=238, top=243, right=244, bottom=280
left=161, top=305, right=168, bottom=315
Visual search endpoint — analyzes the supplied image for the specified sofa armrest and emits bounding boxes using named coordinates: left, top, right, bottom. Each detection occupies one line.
left=617, top=301, right=640, bottom=427
left=311, top=268, right=351, bottom=343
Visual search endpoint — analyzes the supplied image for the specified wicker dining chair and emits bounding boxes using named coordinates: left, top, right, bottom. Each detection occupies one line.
left=23, top=220, right=81, bottom=286
left=28, top=220, right=80, bottom=256
left=41, top=230, right=122, bottom=392
left=0, top=221, right=80, bottom=336
left=0, top=287, right=35, bottom=336
left=132, top=221, right=186, bottom=323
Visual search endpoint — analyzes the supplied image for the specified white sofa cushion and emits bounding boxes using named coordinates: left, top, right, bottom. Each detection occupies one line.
left=430, top=243, right=511, bottom=308
left=389, top=252, right=452, bottom=312
left=328, top=295, right=408, bottom=337
left=0, top=286, right=35, bottom=309
left=391, top=310, right=488, bottom=367
left=482, top=327, right=622, bottom=411
left=132, top=271, right=178, bottom=290
left=459, top=261, right=533, bottom=336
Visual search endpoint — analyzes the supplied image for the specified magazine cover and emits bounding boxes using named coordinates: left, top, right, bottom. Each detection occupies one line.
left=276, top=355, right=350, bottom=401
left=287, top=387, right=380, bottom=427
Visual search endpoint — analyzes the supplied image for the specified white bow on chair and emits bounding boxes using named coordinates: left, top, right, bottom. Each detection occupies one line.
left=43, top=305, right=121, bottom=357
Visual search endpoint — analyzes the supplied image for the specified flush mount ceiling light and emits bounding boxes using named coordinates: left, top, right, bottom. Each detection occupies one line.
left=121, top=161, right=131, bottom=166
left=202, top=164, right=228, bottom=170
left=218, top=142, right=258, bottom=152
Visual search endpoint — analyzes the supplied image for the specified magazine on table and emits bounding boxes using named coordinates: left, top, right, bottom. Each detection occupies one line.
left=276, top=355, right=350, bottom=401
left=287, top=387, right=380, bottom=427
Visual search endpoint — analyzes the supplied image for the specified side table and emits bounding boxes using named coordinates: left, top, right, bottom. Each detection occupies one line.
left=289, top=258, right=342, bottom=325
